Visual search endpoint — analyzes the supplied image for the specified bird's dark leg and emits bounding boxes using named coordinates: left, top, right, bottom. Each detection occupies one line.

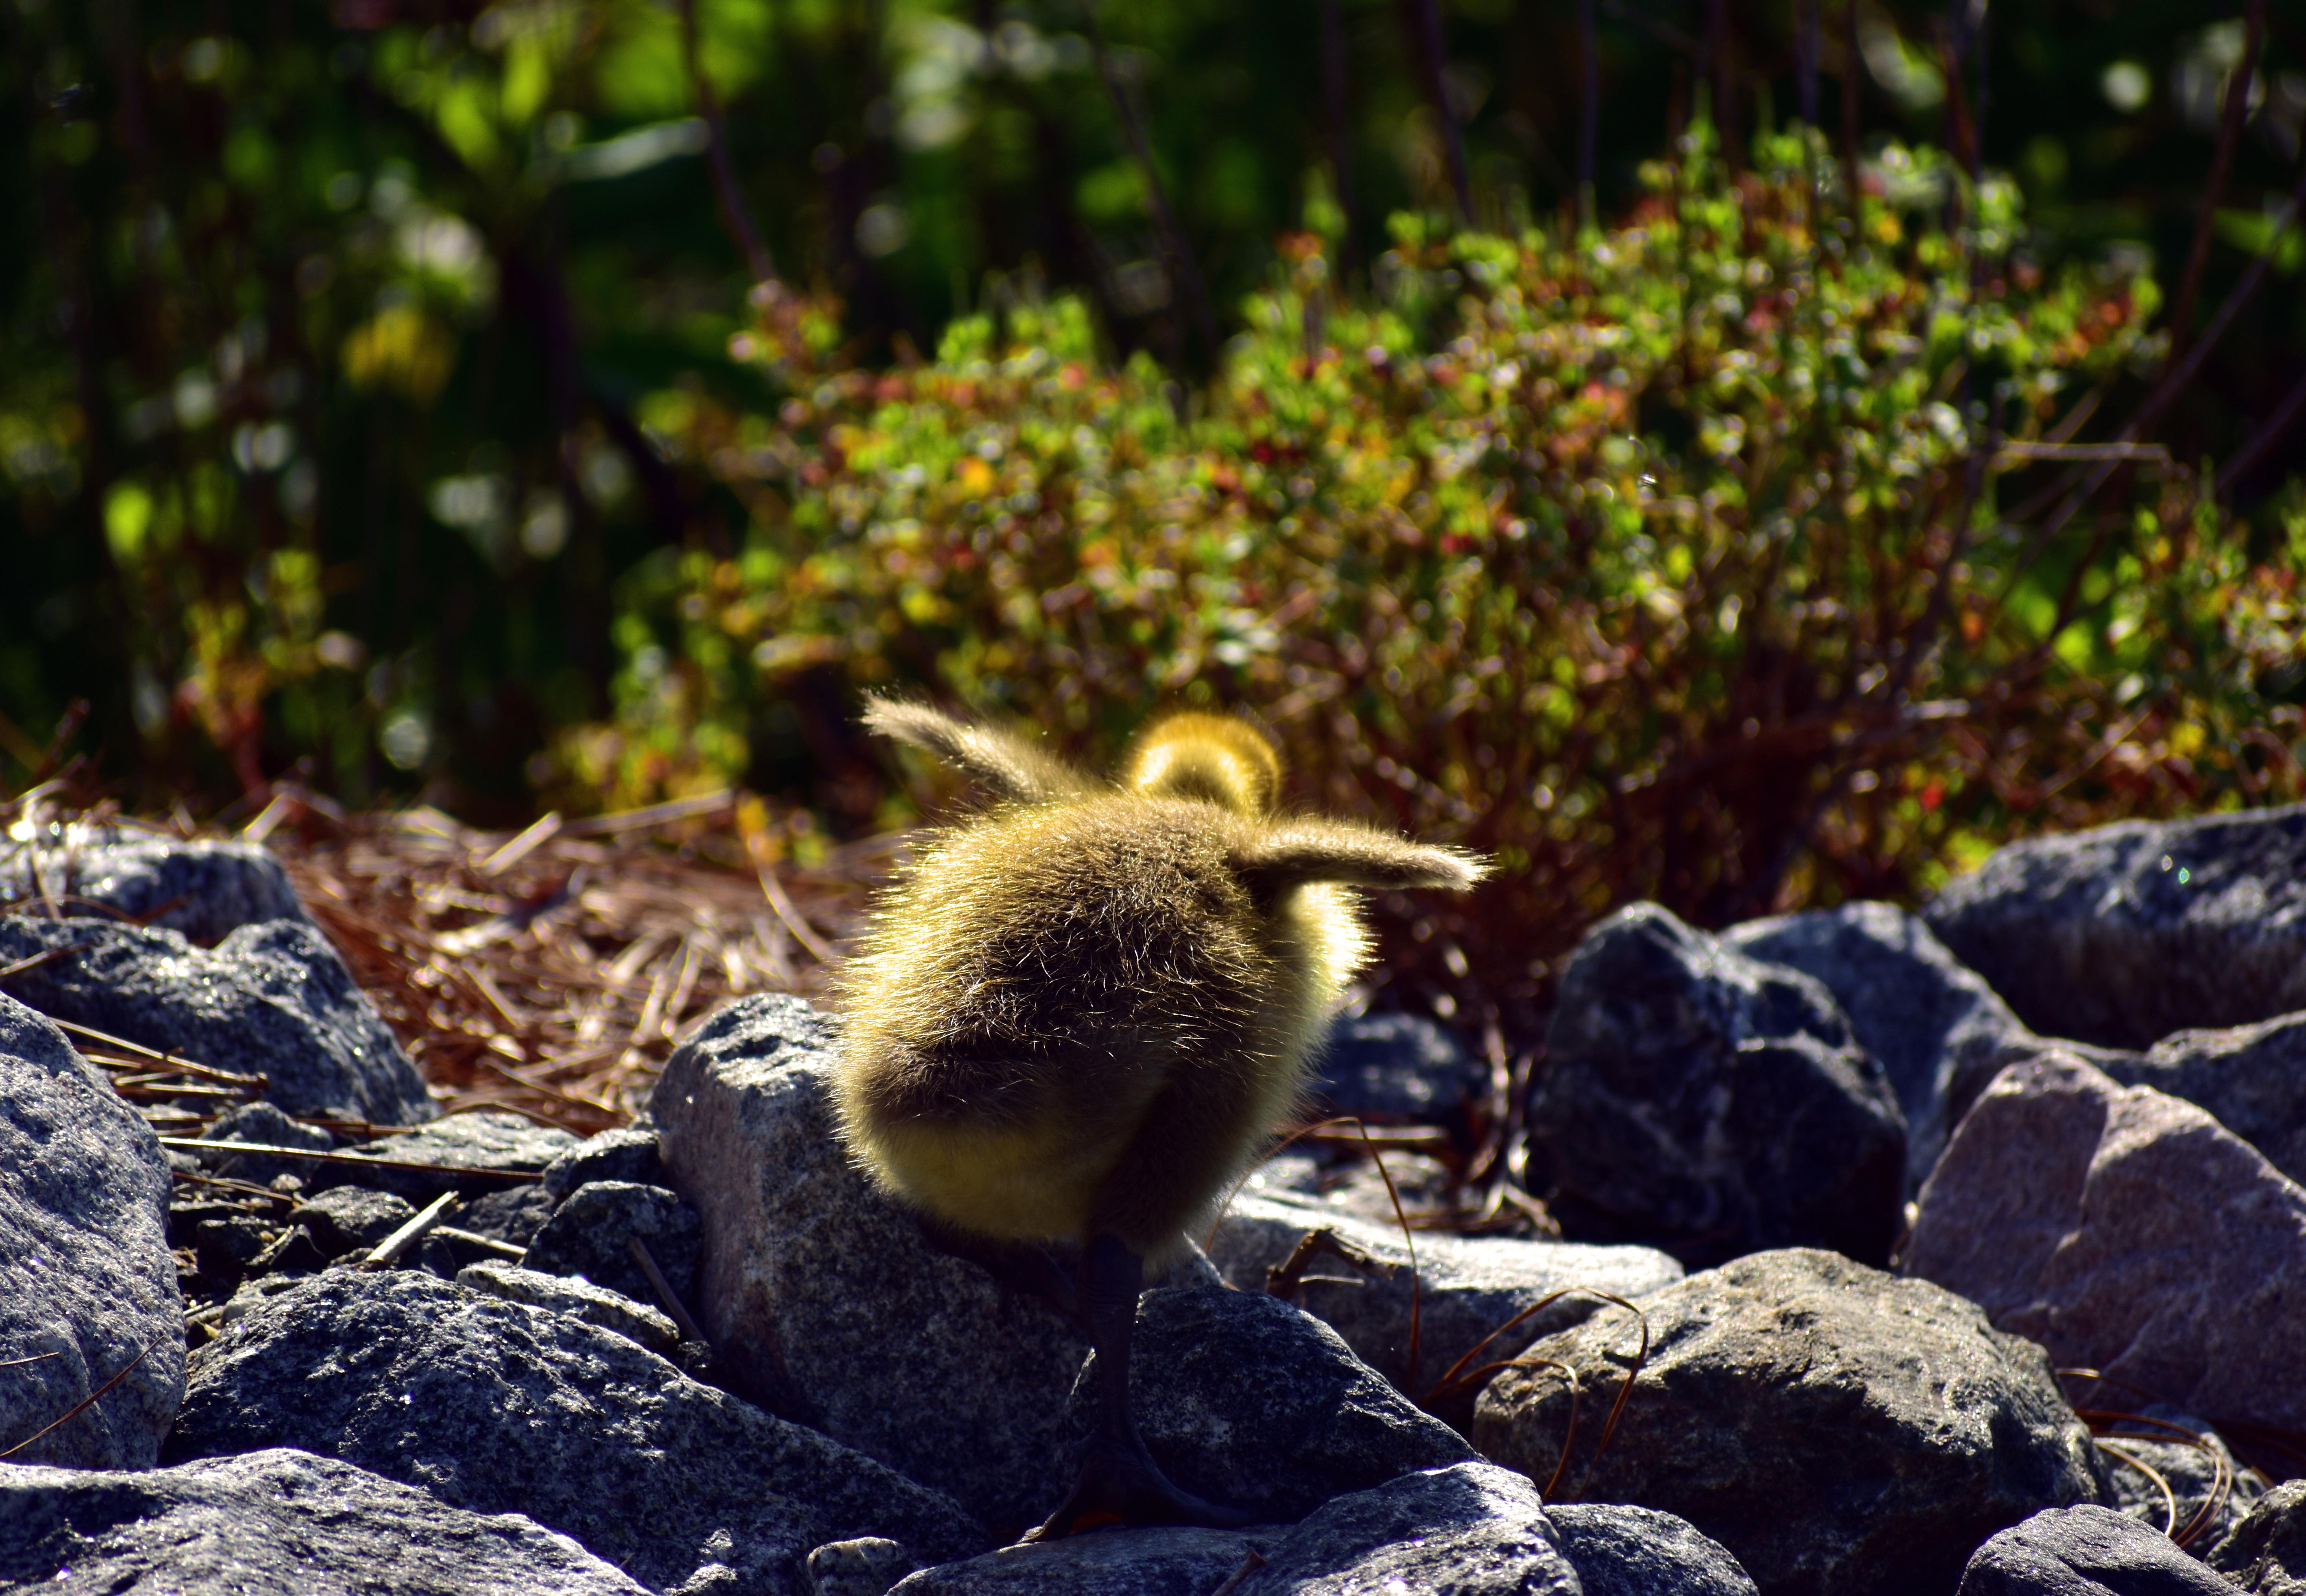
left=1024, top=1233, right=1258, bottom=1541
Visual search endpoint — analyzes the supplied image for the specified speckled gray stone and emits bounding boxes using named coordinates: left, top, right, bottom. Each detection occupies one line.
left=2210, top=1481, right=2306, bottom=1595
left=1902, top=1051, right=2306, bottom=1436
left=0, top=992, right=184, bottom=1469
left=1308, top=1010, right=1491, bottom=1122
left=326, top=1110, right=575, bottom=1201
left=1473, top=1248, right=2107, bottom=1596
left=1531, top=902, right=1907, bottom=1266
left=0, top=829, right=307, bottom=942
left=289, top=1185, right=415, bottom=1255
left=2103, top=1013, right=2306, bottom=1189
left=163, top=1270, right=987, bottom=1596
left=0, top=1446, right=652, bottom=1596
left=1924, top=804, right=2306, bottom=1049
left=1206, top=1186, right=1680, bottom=1422
left=1067, top=1287, right=1476, bottom=1527
left=2095, top=1404, right=2262, bottom=1550
left=1724, top=900, right=2043, bottom=1191
left=1548, top=1504, right=1760, bottom=1596
left=457, top=1260, right=681, bottom=1355
left=0, top=916, right=432, bottom=1124
left=1957, top=1504, right=2233, bottom=1596
left=542, top=1123, right=665, bottom=1199
left=651, top=996, right=1091, bottom=1539
left=521, top=1179, right=700, bottom=1310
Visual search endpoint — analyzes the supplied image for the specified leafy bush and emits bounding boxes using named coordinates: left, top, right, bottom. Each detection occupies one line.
left=566, top=130, right=2306, bottom=1017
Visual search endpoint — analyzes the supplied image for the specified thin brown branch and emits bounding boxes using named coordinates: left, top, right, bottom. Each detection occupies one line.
left=677, top=0, right=775, bottom=284
left=2166, top=0, right=2267, bottom=369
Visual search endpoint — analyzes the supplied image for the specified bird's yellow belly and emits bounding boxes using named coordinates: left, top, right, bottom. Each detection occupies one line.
left=854, top=1112, right=1124, bottom=1243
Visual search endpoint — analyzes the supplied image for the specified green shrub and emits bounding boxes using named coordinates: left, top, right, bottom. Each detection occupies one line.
left=566, top=130, right=2306, bottom=1015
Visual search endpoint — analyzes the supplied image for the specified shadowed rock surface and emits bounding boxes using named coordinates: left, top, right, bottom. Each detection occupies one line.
left=2094, top=1404, right=2262, bottom=1550
left=2098, top=1013, right=2306, bottom=1189
left=0, top=1447, right=653, bottom=1596
left=1724, top=901, right=2041, bottom=1189
left=162, top=1270, right=988, bottom=1595
left=1956, top=1504, right=2234, bottom=1596
left=1549, top=1504, right=1761, bottom=1596
left=0, top=992, right=185, bottom=1469
left=1903, top=1051, right=2306, bottom=1436
left=0, top=916, right=432, bottom=1124
left=521, top=1179, right=702, bottom=1309
left=1923, top=804, right=2306, bottom=1049
left=325, top=1109, right=575, bottom=1200
left=2210, top=1481, right=2306, bottom=1595
left=1472, top=1248, right=2106, bottom=1596
left=1066, top=1286, right=1476, bottom=1527
left=456, top=1261, right=681, bottom=1355
left=652, top=996, right=1092, bottom=1538
left=1531, top=903, right=1907, bottom=1266
left=0, top=831, right=307, bottom=943
left=1307, top=1010, right=1491, bottom=1123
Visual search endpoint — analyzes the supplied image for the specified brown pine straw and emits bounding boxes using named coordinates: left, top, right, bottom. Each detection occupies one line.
left=2055, top=1366, right=2285, bottom=1546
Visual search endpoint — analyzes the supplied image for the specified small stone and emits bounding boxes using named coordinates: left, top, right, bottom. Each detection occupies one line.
left=1307, top=1010, right=1491, bottom=1123
left=0, top=1446, right=655, bottom=1595
left=1229, top=1462, right=1579, bottom=1596
left=293, top=1186, right=417, bottom=1255
left=1957, top=1503, right=2234, bottom=1596
left=521, top=1180, right=702, bottom=1311
left=1902, top=1051, right=2306, bottom=1436
left=328, top=1111, right=576, bottom=1202
left=0, top=829, right=308, bottom=943
left=810, top=1537, right=921, bottom=1596
left=1547, top=1504, right=1760, bottom=1596
left=890, top=1526, right=1268, bottom=1595
left=1472, top=1248, right=2106, bottom=1596
left=1531, top=902, right=1907, bottom=1266
left=542, top=1123, right=666, bottom=1199
left=1923, top=804, right=2306, bottom=1049
left=457, top=1184, right=559, bottom=1249
left=201, top=1101, right=335, bottom=1186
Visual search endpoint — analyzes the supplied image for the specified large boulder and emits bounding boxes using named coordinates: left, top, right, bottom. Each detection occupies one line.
left=520, top=1179, right=701, bottom=1310
left=651, top=996, right=1092, bottom=1538
left=2210, top=1481, right=2306, bottom=1595
left=1923, top=804, right=2306, bottom=1049
left=1067, top=1286, right=1476, bottom=1527
left=1530, top=903, right=1907, bottom=1266
left=1471, top=1248, right=2106, bottom=1596
left=0, top=916, right=432, bottom=1124
left=1902, top=1051, right=2306, bottom=1436
left=0, top=1447, right=652, bottom=1596
left=888, top=1462, right=1581, bottom=1596
left=1548, top=1504, right=1760, bottom=1596
left=0, top=829, right=307, bottom=942
left=0, top=993, right=184, bottom=1469
left=1307, top=1010, right=1492, bottom=1124
left=1956, top=1504, right=2235, bottom=1596
left=2099, top=1013, right=2306, bottom=1189
left=1723, top=901, right=2039, bottom=1189
left=1206, top=1186, right=1681, bottom=1418
left=163, top=1270, right=987, bottom=1595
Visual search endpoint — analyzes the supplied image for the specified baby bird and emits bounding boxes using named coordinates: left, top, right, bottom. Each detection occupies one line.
left=833, top=697, right=1487, bottom=1539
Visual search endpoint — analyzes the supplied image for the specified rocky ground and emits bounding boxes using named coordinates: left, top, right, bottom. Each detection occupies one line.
left=4, top=804, right=2306, bottom=1594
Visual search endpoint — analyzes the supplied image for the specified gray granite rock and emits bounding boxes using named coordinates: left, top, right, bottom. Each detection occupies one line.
left=1724, top=901, right=2041, bottom=1190
left=1472, top=1248, right=2107, bottom=1596
left=2210, top=1481, right=2306, bottom=1595
left=0, top=916, right=432, bottom=1124
left=0, top=992, right=185, bottom=1469
left=2103, top=1013, right=2306, bottom=1189
left=1206, top=1186, right=1680, bottom=1422
left=543, top=1122, right=666, bottom=1198
left=651, top=996, right=1091, bottom=1538
left=0, top=1446, right=652, bottom=1595
left=0, top=829, right=308, bottom=942
left=1903, top=1051, right=2306, bottom=1436
left=1531, top=902, right=1907, bottom=1266
left=2095, top=1404, right=2263, bottom=1550
left=291, top=1185, right=416, bottom=1255
left=889, top=1463, right=1579, bottom=1596
left=328, top=1110, right=575, bottom=1201
left=522, top=1179, right=701, bottom=1310
left=164, top=1270, right=988, bottom=1595
left=457, top=1260, right=682, bottom=1355
left=1923, top=804, right=2306, bottom=1049
left=457, top=1183, right=558, bottom=1249
left=1073, top=1286, right=1477, bottom=1527
left=1549, top=1503, right=1760, bottom=1596
left=1957, top=1504, right=2233, bottom=1596
left=1309, top=1010, right=1491, bottom=1123
left=202, top=1100, right=336, bottom=1185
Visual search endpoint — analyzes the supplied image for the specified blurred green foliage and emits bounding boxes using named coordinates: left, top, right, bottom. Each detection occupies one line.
left=568, top=130, right=2306, bottom=1008
left=2, top=0, right=2304, bottom=1001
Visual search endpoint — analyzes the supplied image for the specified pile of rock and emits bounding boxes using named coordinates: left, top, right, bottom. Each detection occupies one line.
left=4, top=807, right=2305, bottom=1595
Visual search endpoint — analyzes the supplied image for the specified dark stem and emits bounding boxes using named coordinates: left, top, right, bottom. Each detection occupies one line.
left=1840, top=0, right=1861, bottom=219
left=1321, top=0, right=1361, bottom=269
left=1398, top=0, right=1472, bottom=221
left=1577, top=0, right=1600, bottom=226
left=2164, top=0, right=2266, bottom=372
left=678, top=0, right=776, bottom=283
left=1798, top=0, right=1820, bottom=126
left=2214, top=367, right=2306, bottom=500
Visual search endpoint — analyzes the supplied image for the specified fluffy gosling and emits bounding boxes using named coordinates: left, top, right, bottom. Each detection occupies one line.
left=834, top=696, right=1486, bottom=1537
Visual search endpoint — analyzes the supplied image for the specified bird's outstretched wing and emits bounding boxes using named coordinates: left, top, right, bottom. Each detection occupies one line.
left=1233, top=818, right=1488, bottom=892
left=863, top=695, right=1094, bottom=804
